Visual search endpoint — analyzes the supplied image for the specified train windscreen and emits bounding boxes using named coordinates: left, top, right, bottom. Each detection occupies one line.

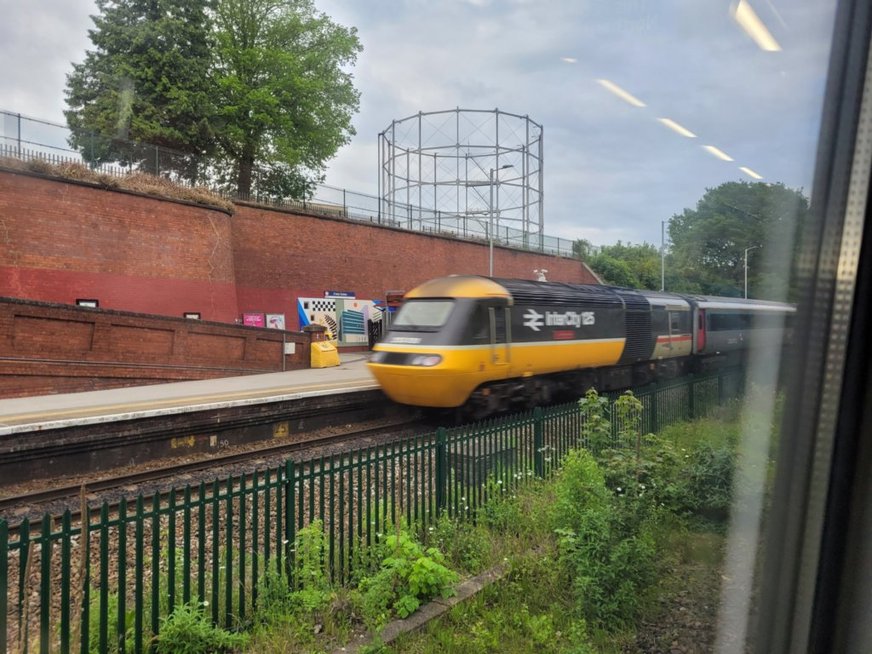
left=391, top=299, right=455, bottom=330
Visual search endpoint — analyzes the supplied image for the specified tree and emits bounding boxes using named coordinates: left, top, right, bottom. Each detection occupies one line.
left=574, top=240, right=662, bottom=290
left=211, top=0, right=362, bottom=197
left=666, top=181, right=809, bottom=299
left=572, top=238, right=597, bottom=261
left=64, top=0, right=216, bottom=180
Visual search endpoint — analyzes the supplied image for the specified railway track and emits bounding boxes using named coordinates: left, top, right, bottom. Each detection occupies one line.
left=0, top=419, right=427, bottom=519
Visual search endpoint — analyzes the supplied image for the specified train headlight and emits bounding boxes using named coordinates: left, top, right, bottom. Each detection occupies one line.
left=410, top=354, right=442, bottom=367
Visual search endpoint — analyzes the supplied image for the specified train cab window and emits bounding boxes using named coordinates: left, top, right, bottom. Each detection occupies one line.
left=391, top=299, right=454, bottom=330
left=468, top=305, right=490, bottom=344
left=488, top=305, right=509, bottom=344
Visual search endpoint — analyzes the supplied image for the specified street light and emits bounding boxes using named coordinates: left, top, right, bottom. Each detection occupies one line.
left=488, top=164, right=513, bottom=276
left=661, top=220, right=666, bottom=291
left=744, top=245, right=760, bottom=298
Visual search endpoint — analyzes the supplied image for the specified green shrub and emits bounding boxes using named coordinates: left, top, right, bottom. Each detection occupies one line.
left=153, top=603, right=247, bottom=654
left=677, top=442, right=736, bottom=521
left=579, top=388, right=613, bottom=453
left=551, top=449, right=610, bottom=533
left=552, top=448, right=658, bottom=629
left=354, top=529, right=459, bottom=629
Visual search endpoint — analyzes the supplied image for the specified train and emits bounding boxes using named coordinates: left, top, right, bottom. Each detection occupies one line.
left=366, top=275, right=795, bottom=418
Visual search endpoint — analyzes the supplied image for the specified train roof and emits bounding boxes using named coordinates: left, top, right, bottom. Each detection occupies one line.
left=495, top=278, right=629, bottom=308
left=682, top=295, right=796, bottom=311
left=403, top=276, right=795, bottom=312
left=404, top=275, right=512, bottom=300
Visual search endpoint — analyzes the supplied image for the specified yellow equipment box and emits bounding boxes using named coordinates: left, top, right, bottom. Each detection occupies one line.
left=310, top=341, right=340, bottom=368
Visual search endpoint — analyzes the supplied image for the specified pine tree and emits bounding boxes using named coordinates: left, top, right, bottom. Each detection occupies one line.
left=64, top=0, right=215, bottom=181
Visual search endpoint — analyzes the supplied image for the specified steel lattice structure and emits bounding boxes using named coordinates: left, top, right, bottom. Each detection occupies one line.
left=378, top=108, right=544, bottom=248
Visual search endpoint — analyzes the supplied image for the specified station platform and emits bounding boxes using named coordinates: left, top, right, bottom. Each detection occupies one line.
left=0, top=353, right=378, bottom=436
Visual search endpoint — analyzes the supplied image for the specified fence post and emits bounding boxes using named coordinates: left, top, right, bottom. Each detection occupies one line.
left=343, top=189, right=347, bottom=216
left=650, top=385, right=660, bottom=434
left=533, top=408, right=545, bottom=477
left=435, top=428, right=447, bottom=515
left=688, top=375, right=696, bottom=419
left=0, top=520, right=6, bottom=649
left=285, top=459, right=295, bottom=582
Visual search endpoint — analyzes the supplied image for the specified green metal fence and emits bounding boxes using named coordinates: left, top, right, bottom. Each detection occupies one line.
left=0, top=368, right=741, bottom=653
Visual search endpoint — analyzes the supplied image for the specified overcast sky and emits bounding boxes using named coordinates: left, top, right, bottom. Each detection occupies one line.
left=0, top=0, right=838, bottom=246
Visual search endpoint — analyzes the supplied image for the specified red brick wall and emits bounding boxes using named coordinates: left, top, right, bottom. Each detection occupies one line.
left=0, top=297, right=310, bottom=397
left=231, top=204, right=598, bottom=329
left=0, top=168, right=597, bottom=332
left=0, top=169, right=239, bottom=321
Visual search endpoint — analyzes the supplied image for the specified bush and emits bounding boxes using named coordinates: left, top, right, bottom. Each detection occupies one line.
left=552, top=448, right=658, bottom=629
left=154, top=603, right=247, bottom=654
left=677, top=442, right=736, bottom=521
left=354, top=529, right=459, bottom=629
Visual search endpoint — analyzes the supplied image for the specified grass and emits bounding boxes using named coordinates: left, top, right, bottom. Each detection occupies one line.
left=0, top=155, right=236, bottom=212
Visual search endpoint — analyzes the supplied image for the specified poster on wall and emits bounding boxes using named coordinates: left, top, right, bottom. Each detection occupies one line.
left=266, top=313, right=286, bottom=330
left=297, top=296, right=382, bottom=346
left=297, top=298, right=337, bottom=338
left=243, top=313, right=265, bottom=327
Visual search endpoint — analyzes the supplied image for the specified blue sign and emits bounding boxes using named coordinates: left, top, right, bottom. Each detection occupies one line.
left=324, top=291, right=356, bottom=298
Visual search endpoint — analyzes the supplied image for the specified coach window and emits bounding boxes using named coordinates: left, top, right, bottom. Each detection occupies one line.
left=669, top=311, right=683, bottom=334
left=652, top=306, right=668, bottom=334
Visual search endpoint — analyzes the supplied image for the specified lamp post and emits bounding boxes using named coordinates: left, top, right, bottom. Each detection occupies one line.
left=661, top=220, right=666, bottom=292
left=488, top=164, right=513, bottom=276
left=744, top=245, right=760, bottom=298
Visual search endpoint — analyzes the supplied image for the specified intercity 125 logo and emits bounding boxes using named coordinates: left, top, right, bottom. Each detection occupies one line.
left=523, top=308, right=595, bottom=332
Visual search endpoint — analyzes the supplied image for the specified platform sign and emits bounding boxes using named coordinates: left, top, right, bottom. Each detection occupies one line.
left=243, top=312, right=265, bottom=327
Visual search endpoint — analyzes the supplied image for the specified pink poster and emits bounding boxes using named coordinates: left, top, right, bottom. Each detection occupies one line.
left=243, top=313, right=265, bottom=327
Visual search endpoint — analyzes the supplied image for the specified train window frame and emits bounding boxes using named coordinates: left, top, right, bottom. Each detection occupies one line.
left=753, top=0, right=872, bottom=651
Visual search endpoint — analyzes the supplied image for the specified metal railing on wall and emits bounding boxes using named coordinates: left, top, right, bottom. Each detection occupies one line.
left=0, top=110, right=578, bottom=258
left=0, top=368, right=742, bottom=653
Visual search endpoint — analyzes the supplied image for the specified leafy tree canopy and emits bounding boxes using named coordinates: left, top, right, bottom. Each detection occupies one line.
left=666, top=181, right=809, bottom=300
left=211, top=0, right=362, bottom=197
left=573, top=181, right=808, bottom=299
left=574, top=240, right=662, bottom=290
left=64, top=0, right=362, bottom=197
